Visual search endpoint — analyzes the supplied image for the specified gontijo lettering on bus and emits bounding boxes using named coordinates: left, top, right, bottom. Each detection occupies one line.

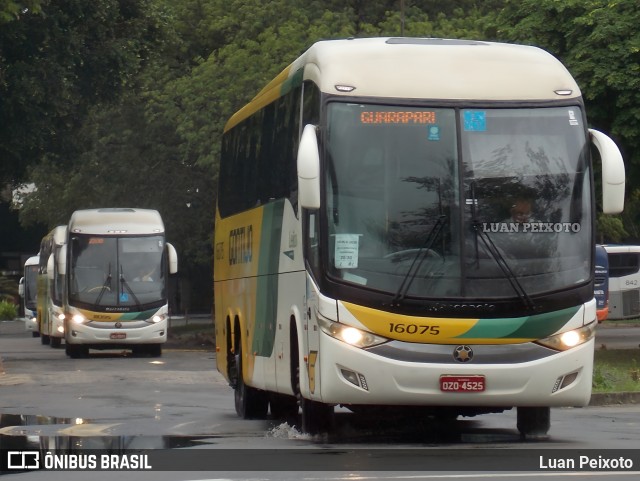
left=228, top=225, right=253, bottom=265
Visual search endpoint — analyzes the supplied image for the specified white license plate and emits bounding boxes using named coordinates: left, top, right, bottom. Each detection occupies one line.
left=439, top=375, right=485, bottom=392
left=110, top=332, right=126, bottom=340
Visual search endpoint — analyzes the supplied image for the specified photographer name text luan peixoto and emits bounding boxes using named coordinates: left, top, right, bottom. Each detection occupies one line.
left=539, top=455, right=634, bottom=470
left=482, top=222, right=581, bottom=234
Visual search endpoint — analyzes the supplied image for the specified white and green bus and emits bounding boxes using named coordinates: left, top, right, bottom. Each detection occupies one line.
left=19, top=254, right=40, bottom=336
left=37, top=226, right=67, bottom=347
left=61, top=208, right=178, bottom=358
left=213, top=37, right=625, bottom=437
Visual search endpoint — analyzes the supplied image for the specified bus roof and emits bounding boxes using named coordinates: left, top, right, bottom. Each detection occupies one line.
left=225, top=37, right=582, bottom=131
left=25, top=255, right=40, bottom=266
left=68, top=208, right=165, bottom=236
left=42, top=225, right=67, bottom=246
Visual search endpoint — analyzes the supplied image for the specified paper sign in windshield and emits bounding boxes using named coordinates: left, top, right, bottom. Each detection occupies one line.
left=334, top=234, right=360, bottom=269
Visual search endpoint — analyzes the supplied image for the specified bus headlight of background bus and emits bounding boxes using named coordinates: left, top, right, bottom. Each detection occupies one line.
left=147, top=313, right=166, bottom=324
left=318, top=317, right=388, bottom=349
left=536, top=321, right=597, bottom=351
left=57, top=312, right=66, bottom=334
left=72, top=313, right=87, bottom=325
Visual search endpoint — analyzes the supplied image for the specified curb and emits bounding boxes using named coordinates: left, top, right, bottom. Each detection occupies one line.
left=589, top=392, right=640, bottom=406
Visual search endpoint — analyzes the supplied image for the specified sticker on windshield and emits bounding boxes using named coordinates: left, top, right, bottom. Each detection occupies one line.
left=463, top=110, right=486, bottom=132
left=568, top=110, right=579, bottom=126
left=334, top=234, right=361, bottom=269
left=120, top=292, right=129, bottom=302
left=428, top=125, right=441, bottom=141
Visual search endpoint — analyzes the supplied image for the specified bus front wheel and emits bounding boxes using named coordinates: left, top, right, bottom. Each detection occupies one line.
left=517, top=406, right=550, bottom=438
left=291, top=333, right=334, bottom=434
left=66, top=344, right=89, bottom=359
left=300, top=397, right=334, bottom=435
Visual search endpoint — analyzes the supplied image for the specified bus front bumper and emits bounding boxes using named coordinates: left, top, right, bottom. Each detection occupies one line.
left=65, top=319, right=167, bottom=346
left=311, top=334, right=594, bottom=408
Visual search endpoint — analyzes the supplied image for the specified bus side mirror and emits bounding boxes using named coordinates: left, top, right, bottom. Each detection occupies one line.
left=590, top=128, right=625, bottom=214
left=47, top=254, right=55, bottom=280
left=167, top=242, right=178, bottom=274
left=297, top=124, right=321, bottom=209
left=18, top=278, right=24, bottom=297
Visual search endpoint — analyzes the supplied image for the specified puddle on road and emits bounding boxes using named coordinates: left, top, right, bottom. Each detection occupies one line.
left=0, top=413, right=217, bottom=451
left=1, top=410, right=529, bottom=451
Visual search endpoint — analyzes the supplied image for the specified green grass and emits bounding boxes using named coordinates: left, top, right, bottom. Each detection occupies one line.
left=603, top=317, right=640, bottom=325
left=593, top=349, right=640, bottom=393
left=169, top=323, right=214, bottom=335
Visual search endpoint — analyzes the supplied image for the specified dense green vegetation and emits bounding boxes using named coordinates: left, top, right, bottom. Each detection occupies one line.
left=593, top=349, right=640, bottom=393
left=2, top=1, right=639, bottom=308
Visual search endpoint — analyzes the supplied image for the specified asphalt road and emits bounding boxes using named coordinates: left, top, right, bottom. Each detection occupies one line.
left=1, top=318, right=640, bottom=481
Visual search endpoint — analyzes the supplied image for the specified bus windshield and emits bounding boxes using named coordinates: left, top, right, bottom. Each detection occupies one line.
left=24, top=265, right=39, bottom=310
left=324, top=103, right=592, bottom=300
left=68, top=235, right=166, bottom=310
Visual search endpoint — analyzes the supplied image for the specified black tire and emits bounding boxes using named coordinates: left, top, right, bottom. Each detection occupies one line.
left=517, top=406, right=550, bottom=438
left=233, top=343, right=268, bottom=419
left=290, top=331, right=334, bottom=434
left=269, top=393, right=298, bottom=420
left=148, top=344, right=162, bottom=357
left=66, top=344, right=89, bottom=359
left=132, top=345, right=162, bottom=357
left=32, top=331, right=39, bottom=338
left=300, top=396, right=334, bottom=435
left=41, top=334, right=50, bottom=345
left=50, top=337, right=62, bottom=348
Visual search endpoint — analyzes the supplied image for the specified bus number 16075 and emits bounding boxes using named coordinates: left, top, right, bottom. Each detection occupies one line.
left=389, top=323, right=440, bottom=335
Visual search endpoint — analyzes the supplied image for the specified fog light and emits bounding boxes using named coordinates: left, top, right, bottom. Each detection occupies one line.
left=340, top=368, right=369, bottom=391
left=552, top=371, right=580, bottom=393
left=341, top=369, right=359, bottom=387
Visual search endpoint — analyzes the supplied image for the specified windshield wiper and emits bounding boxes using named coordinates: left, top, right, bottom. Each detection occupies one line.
left=119, top=265, right=142, bottom=310
left=390, top=214, right=446, bottom=307
left=469, top=182, right=534, bottom=310
left=94, top=263, right=112, bottom=305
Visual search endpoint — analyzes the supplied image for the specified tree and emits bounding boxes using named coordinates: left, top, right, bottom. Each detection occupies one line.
left=0, top=0, right=165, bottom=185
left=493, top=0, right=640, bottom=242
left=0, top=0, right=44, bottom=24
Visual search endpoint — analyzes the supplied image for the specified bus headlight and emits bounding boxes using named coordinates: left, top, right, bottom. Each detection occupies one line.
left=536, top=321, right=597, bottom=351
left=148, top=314, right=166, bottom=324
left=318, top=317, right=388, bottom=349
left=72, top=314, right=87, bottom=324
left=57, top=313, right=66, bottom=321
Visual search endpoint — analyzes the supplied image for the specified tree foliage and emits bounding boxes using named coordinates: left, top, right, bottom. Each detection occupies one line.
left=0, top=0, right=165, bottom=184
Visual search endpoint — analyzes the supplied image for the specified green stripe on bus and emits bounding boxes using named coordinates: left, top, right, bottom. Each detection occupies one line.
left=119, top=309, right=160, bottom=321
left=253, top=200, right=285, bottom=356
left=281, top=68, right=304, bottom=96
left=455, top=306, right=580, bottom=340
